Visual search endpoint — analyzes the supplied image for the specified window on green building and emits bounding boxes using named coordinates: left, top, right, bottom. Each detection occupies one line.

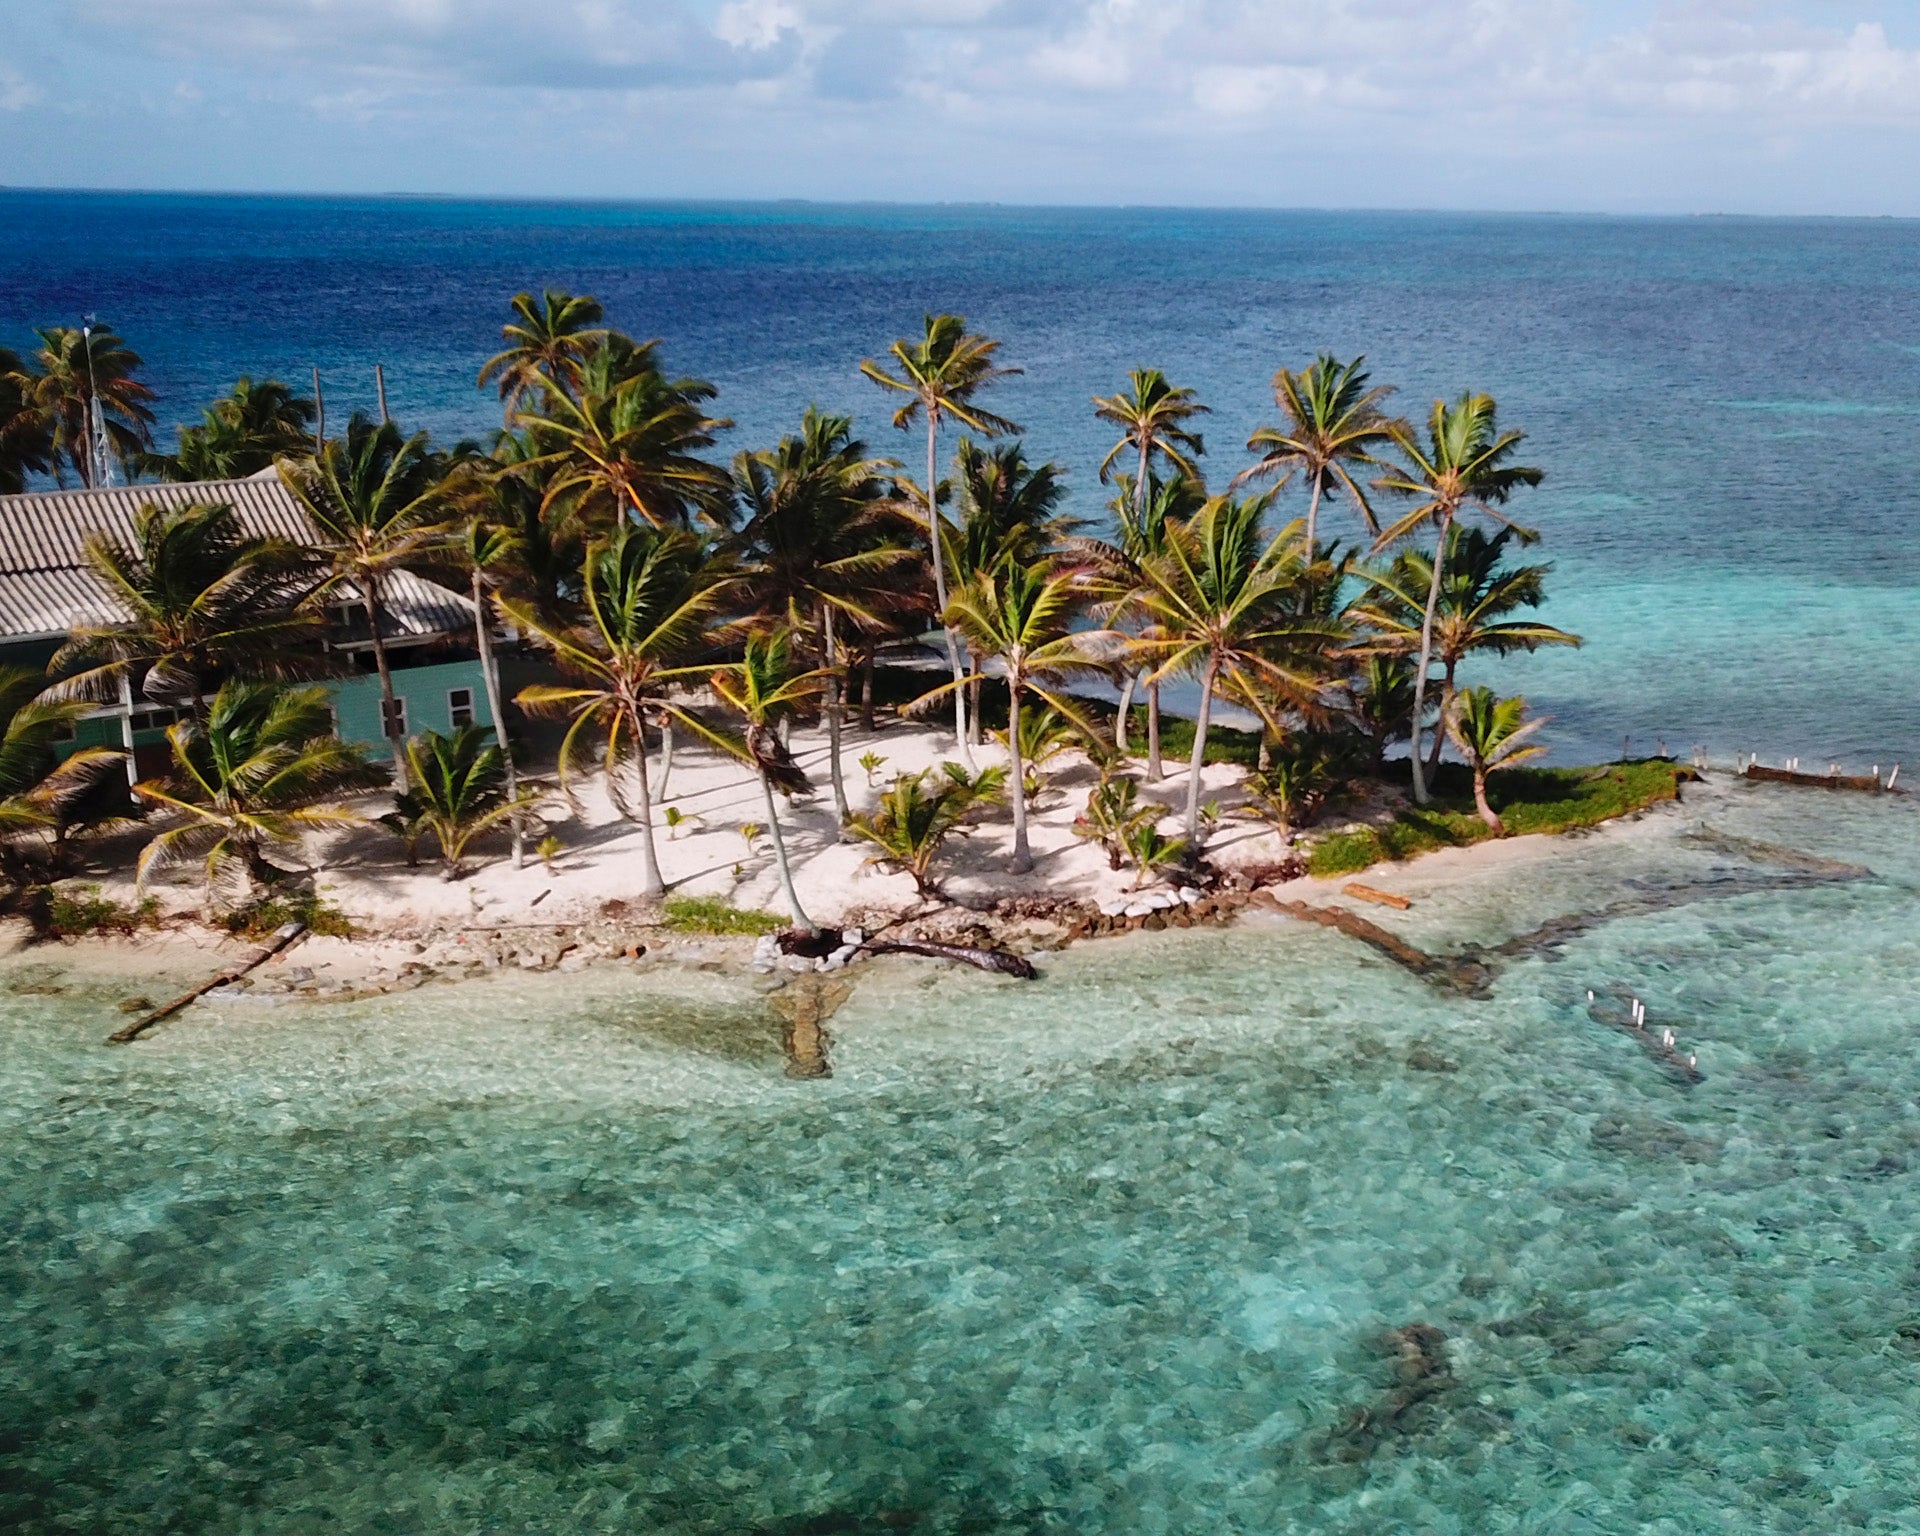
left=448, top=687, right=474, bottom=729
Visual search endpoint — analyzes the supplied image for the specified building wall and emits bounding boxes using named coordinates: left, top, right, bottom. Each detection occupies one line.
left=326, top=660, right=495, bottom=748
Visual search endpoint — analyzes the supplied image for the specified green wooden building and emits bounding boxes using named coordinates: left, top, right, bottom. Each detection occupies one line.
left=0, top=473, right=496, bottom=780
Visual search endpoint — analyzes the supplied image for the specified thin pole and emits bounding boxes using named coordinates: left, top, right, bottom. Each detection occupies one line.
left=82, top=320, right=106, bottom=488
left=375, top=363, right=390, bottom=425
left=312, top=366, right=326, bottom=447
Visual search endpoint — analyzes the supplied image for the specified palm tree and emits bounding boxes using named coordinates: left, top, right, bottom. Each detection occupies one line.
left=0, top=667, right=125, bottom=885
left=278, top=413, right=459, bottom=780
left=937, top=562, right=1106, bottom=874
left=1370, top=394, right=1545, bottom=805
left=1094, top=368, right=1208, bottom=509
left=710, top=630, right=824, bottom=934
left=447, top=499, right=529, bottom=865
left=1353, top=524, right=1580, bottom=773
left=730, top=408, right=915, bottom=823
left=1238, top=355, right=1402, bottom=556
left=133, top=681, right=380, bottom=907
left=1445, top=687, right=1549, bottom=833
left=0, top=348, right=52, bottom=494
left=387, top=725, right=538, bottom=879
left=516, top=335, right=732, bottom=534
left=507, top=524, right=739, bottom=899
left=477, top=289, right=607, bottom=416
left=1339, top=654, right=1417, bottom=771
left=26, top=324, right=155, bottom=487
left=1130, top=493, right=1340, bottom=842
left=49, top=501, right=325, bottom=718
left=146, top=376, right=316, bottom=482
left=860, top=315, right=1022, bottom=761
left=847, top=763, right=1006, bottom=900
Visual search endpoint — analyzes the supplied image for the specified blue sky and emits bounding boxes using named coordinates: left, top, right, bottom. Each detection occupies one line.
left=4, top=1, right=1919, bottom=213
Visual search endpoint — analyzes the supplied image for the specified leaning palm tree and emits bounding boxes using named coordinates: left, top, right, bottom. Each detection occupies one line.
left=145, top=376, right=316, bottom=481
left=26, top=323, right=155, bottom=487
left=730, top=408, right=915, bottom=823
left=1238, top=355, right=1402, bottom=557
left=387, top=725, right=539, bottom=879
left=1353, top=523, right=1580, bottom=773
left=0, top=347, right=52, bottom=494
left=278, top=413, right=459, bottom=779
left=133, top=681, right=381, bottom=908
left=860, top=315, right=1022, bottom=761
left=1130, top=493, right=1340, bottom=842
left=49, top=501, right=325, bottom=719
left=1370, top=394, right=1545, bottom=805
left=1445, top=687, right=1549, bottom=834
left=710, top=630, right=824, bottom=934
left=516, top=334, right=733, bottom=534
left=935, top=562, right=1108, bottom=874
left=506, top=524, right=740, bottom=899
left=0, top=667, right=126, bottom=886
left=477, top=289, right=607, bottom=417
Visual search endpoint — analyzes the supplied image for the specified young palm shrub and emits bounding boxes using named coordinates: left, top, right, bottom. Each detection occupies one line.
left=934, top=562, right=1108, bottom=874
left=1121, top=822, right=1188, bottom=891
left=1071, top=772, right=1158, bottom=871
left=1244, top=752, right=1333, bottom=842
left=993, top=704, right=1096, bottom=809
left=0, top=667, right=126, bottom=886
left=1445, top=687, right=1549, bottom=834
left=709, top=630, right=824, bottom=935
left=386, top=725, right=541, bottom=880
left=1339, top=654, right=1418, bottom=772
left=1370, top=394, right=1544, bottom=805
left=847, top=763, right=1006, bottom=900
left=132, top=681, right=382, bottom=909
left=507, top=523, right=739, bottom=899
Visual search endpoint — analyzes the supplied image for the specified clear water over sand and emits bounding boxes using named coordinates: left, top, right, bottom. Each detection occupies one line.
left=5, top=781, right=1919, bottom=1532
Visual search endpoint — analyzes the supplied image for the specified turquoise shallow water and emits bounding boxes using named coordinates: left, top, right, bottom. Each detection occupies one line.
left=4, top=783, right=1920, bottom=1532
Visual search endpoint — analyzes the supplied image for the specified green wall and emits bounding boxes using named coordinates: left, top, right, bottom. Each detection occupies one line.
left=327, top=660, right=495, bottom=748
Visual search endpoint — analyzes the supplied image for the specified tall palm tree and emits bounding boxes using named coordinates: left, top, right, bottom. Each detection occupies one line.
left=278, top=413, right=459, bottom=780
left=133, top=680, right=381, bottom=908
left=26, top=324, right=155, bottom=487
left=49, top=501, right=325, bottom=718
left=1370, top=394, right=1545, bottom=805
left=710, top=630, right=823, bottom=934
left=0, top=667, right=125, bottom=886
left=477, top=289, right=607, bottom=416
left=507, top=524, right=739, bottom=899
left=0, top=348, right=52, bottom=494
left=938, top=562, right=1107, bottom=874
left=487, top=426, right=585, bottom=629
left=860, top=314, right=1022, bottom=762
left=516, top=335, right=732, bottom=534
left=730, top=407, right=915, bottom=823
left=146, top=376, right=316, bottom=482
left=1238, top=354, right=1402, bottom=556
left=1445, top=687, right=1549, bottom=833
left=446, top=497, right=529, bottom=865
left=1093, top=368, right=1208, bottom=512
left=1131, top=493, right=1339, bottom=842
left=1353, top=524, right=1579, bottom=773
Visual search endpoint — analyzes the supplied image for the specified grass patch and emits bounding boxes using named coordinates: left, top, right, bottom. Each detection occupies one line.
left=662, top=895, right=786, bottom=936
left=221, top=892, right=355, bottom=940
left=44, top=884, right=158, bottom=938
left=1306, top=759, right=1690, bottom=878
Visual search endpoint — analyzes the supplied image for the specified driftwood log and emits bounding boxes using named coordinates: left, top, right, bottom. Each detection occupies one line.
left=1745, top=763, right=1888, bottom=793
left=861, top=939, right=1037, bottom=979
left=106, top=922, right=308, bottom=1045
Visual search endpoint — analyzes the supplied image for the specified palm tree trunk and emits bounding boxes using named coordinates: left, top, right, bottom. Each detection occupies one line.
left=926, top=416, right=972, bottom=766
left=860, top=647, right=876, bottom=732
left=1185, top=657, right=1217, bottom=842
left=1007, top=678, right=1031, bottom=874
left=968, top=652, right=984, bottom=748
left=471, top=568, right=522, bottom=869
left=652, top=712, right=675, bottom=799
left=1114, top=671, right=1136, bottom=753
left=820, top=603, right=849, bottom=826
left=1472, top=767, right=1503, bottom=834
left=1303, top=472, right=1324, bottom=559
left=1426, top=661, right=1455, bottom=775
left=759, top=769, right=814, bottom=934
left=1408, top=513, right=1451, bottom=807
left=1147, top=680, right=1163, bottom=782
left=362, top=569, right=408, bottom=784
left=627, top=704, right=665, bottom=898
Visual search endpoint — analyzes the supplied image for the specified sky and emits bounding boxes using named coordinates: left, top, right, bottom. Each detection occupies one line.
left=2, top=0, right=1919, bottom=214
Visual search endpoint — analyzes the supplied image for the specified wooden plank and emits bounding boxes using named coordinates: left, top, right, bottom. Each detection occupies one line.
left=1745, top=763, right=1882, bottom=793
left=1343, top=883, right=1412, bottom=910
left=106, top=922, right=308, bottom=1045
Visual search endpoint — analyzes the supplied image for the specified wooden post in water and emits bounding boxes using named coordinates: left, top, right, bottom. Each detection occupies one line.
left=106, top=923, right=308, bottom=1045
left=375, top=363, right=390, bottom=425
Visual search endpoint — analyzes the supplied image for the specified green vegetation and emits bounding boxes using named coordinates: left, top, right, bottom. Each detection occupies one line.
left=44, top=884, right=158, bottom=938
left=662, top=895, right=785, bottom=936
left=1306, top=760, right=1690, bottom=878
left=220, top=891, right=355, bottom=940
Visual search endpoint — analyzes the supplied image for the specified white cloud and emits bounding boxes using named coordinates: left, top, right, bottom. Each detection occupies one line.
left=0, top=61, right=42, bottom=111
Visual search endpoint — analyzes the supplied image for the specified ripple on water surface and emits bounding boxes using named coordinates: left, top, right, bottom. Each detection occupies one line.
left=3, top=786, right=1919, bottom=1533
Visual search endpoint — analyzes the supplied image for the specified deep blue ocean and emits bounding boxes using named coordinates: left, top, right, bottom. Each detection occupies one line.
left=4, top=191, right=1918, bottom=765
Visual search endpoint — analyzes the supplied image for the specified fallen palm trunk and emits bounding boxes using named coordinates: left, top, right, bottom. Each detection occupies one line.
left=106, top=922, right=308, bottom=1045
left=861, top=939, right=1037, bottom=979
left=1269, top=901, right=1493, bottom=996
left=1745, top=763, right=1888, bottom=793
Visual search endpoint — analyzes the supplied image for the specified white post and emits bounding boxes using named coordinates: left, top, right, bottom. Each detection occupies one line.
left=117, top=674, right=138, bottom=789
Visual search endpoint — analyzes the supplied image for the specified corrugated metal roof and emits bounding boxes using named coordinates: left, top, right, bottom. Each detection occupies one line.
left=0, top=477, right=473, bottom=643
